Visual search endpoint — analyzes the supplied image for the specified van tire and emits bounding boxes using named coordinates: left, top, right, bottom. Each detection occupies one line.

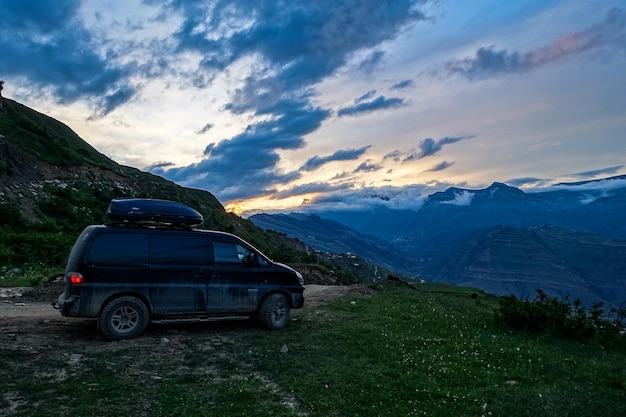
left=99, top=296, right=149, bottom=341
left=259, top=293, right=290, bottom=330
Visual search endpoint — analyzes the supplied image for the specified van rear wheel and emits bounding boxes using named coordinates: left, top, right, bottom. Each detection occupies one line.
left=259, top=293, right=290, bottom=330
left=99, top=296, right=149, bottom=341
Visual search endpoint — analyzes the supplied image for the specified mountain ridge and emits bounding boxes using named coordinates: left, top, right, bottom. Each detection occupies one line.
left=250, top=179, right=626, bottom=306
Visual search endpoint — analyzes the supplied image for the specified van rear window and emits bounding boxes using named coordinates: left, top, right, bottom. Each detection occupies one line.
left=87, top=233, right=149, bottom=266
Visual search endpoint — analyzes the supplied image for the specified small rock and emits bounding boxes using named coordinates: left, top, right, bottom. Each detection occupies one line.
left=69, top=353, right=83, bottom=364
left=161, top=337, right=170, bottom=344
left=280, top=344, right=289, bottom=353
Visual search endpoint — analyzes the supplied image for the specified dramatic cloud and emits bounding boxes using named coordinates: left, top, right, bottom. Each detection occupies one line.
left=387, top=135, right=474, bottom=162
left=2, top=0, right=80, bottom=33
left=356, top=90, right=377, bottom=103
left=390, top=79, right=414, bottom=90
left=196, top=123, right=214, bottom=135
left=166, top=0, right=425, bottom=109
left=147, top=0, right=428, bottom=201
left=423, top=160, right=455, bottom=172
left=299, top=184, right=434, bottom=212
left=355, top=50, right=386, bottom=75
left=565, top=165, right=624, bottom=178
left=152, top=103, right=330, bottom=200
left=301, top=145, right=372, bottom=171
left=0, top=0, right=139, bottom=114
left=271, top=182, right=354, bottom=200
left=505, top=177, right=551, bottom=188
left=354, top=160, right=383, bottom=173
left=145, top=161, right=176, bottom=171
left=5, top=1, right=625, bottom=213
left=337, top=95, right=405, bottom=117
left=99, top=86, right=137, bottom=117
left=445, top=7, right=626, bottom=79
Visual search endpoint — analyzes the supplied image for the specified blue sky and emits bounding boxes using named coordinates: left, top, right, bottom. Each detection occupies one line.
left=1, top=0, right=625, bottom=214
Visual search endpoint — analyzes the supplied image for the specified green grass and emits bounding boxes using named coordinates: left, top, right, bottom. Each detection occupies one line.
left=1, top=282, right=624, bottom=416
left=0, top=99, right=116, bottom=168
left=0, top=264, right=61, bottom=287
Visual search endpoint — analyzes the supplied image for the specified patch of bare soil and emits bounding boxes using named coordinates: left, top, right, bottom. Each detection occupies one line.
left=0, top=280, right=377, bottom=354
left=299, top=284, right=377, bottom=308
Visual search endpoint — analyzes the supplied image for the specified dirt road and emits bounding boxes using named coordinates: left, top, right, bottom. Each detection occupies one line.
left=0, top=282, right=376, bottom=353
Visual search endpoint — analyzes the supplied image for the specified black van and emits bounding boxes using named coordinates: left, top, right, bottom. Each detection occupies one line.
left=53, top=199, right=305, bottom=340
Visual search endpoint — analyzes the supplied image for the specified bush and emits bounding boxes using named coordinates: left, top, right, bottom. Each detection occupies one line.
left=497, top=289, right=625, bottom=347
left=0, top=230, right=75, bottom=267
left=0, top=204, right=27, bottom=229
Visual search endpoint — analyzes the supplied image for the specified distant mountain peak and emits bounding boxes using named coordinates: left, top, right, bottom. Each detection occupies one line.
left=484, top=182, right=525, bottom=197
left=487, top=181, right=519, bottom=191
left=427, top=182, right=524, bottom=204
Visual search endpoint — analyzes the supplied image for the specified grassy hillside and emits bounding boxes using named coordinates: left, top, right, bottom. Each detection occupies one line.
left=0, top=98, right=368, bottom=284
left=0, top=99, right=117, bottom=169
left=1, top=282, right=624, bottom=416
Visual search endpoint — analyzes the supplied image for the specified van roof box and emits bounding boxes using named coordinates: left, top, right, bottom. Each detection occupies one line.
left=106, top=198, right=204, bottom=226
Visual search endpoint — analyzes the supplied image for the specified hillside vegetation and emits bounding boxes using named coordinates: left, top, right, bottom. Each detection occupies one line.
left=0, top=98, right=372, bottom=284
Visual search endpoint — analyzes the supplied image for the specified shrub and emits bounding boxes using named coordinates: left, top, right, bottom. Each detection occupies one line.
left=497, top=289, right=625, bottom=347
left=0, top=204, right=27, bottom=229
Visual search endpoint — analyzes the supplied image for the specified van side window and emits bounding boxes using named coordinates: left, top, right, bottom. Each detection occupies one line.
left=87, top=233, right=149, bottom=266
left=150, top=235, right=208, bottom=265
left=213, top=241, right=251, bottom=264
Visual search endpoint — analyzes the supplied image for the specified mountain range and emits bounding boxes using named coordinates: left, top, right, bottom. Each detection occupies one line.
left=2, top=97, right=625, bottom=305
left=251, top=180, right=626, bottom=306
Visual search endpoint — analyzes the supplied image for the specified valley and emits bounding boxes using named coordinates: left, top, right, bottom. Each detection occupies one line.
left=251, top=180, right=626, bottom=306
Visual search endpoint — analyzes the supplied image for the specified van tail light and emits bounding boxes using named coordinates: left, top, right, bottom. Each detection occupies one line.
left=67, top=272, right=84, bottom=285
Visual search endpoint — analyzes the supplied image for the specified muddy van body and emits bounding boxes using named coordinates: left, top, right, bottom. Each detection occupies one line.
left=54, top=199, right=304, bottom=340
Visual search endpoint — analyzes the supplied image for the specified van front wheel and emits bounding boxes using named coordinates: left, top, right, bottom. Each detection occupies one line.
left=259, top=293, right=290, bottom=330
left=99, top=296, right=149, bottom=341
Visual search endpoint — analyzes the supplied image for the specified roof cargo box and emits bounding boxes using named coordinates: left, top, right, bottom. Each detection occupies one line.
left=106, top=198, right=204, bottom=226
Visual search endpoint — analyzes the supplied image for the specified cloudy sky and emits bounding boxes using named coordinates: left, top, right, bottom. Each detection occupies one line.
left=2, top=0, right=625, bottom=214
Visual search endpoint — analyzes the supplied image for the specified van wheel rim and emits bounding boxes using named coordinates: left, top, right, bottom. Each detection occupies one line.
left=111, top=306, right=139, bottom=332
left=271, top=302, right=286, bottom=322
